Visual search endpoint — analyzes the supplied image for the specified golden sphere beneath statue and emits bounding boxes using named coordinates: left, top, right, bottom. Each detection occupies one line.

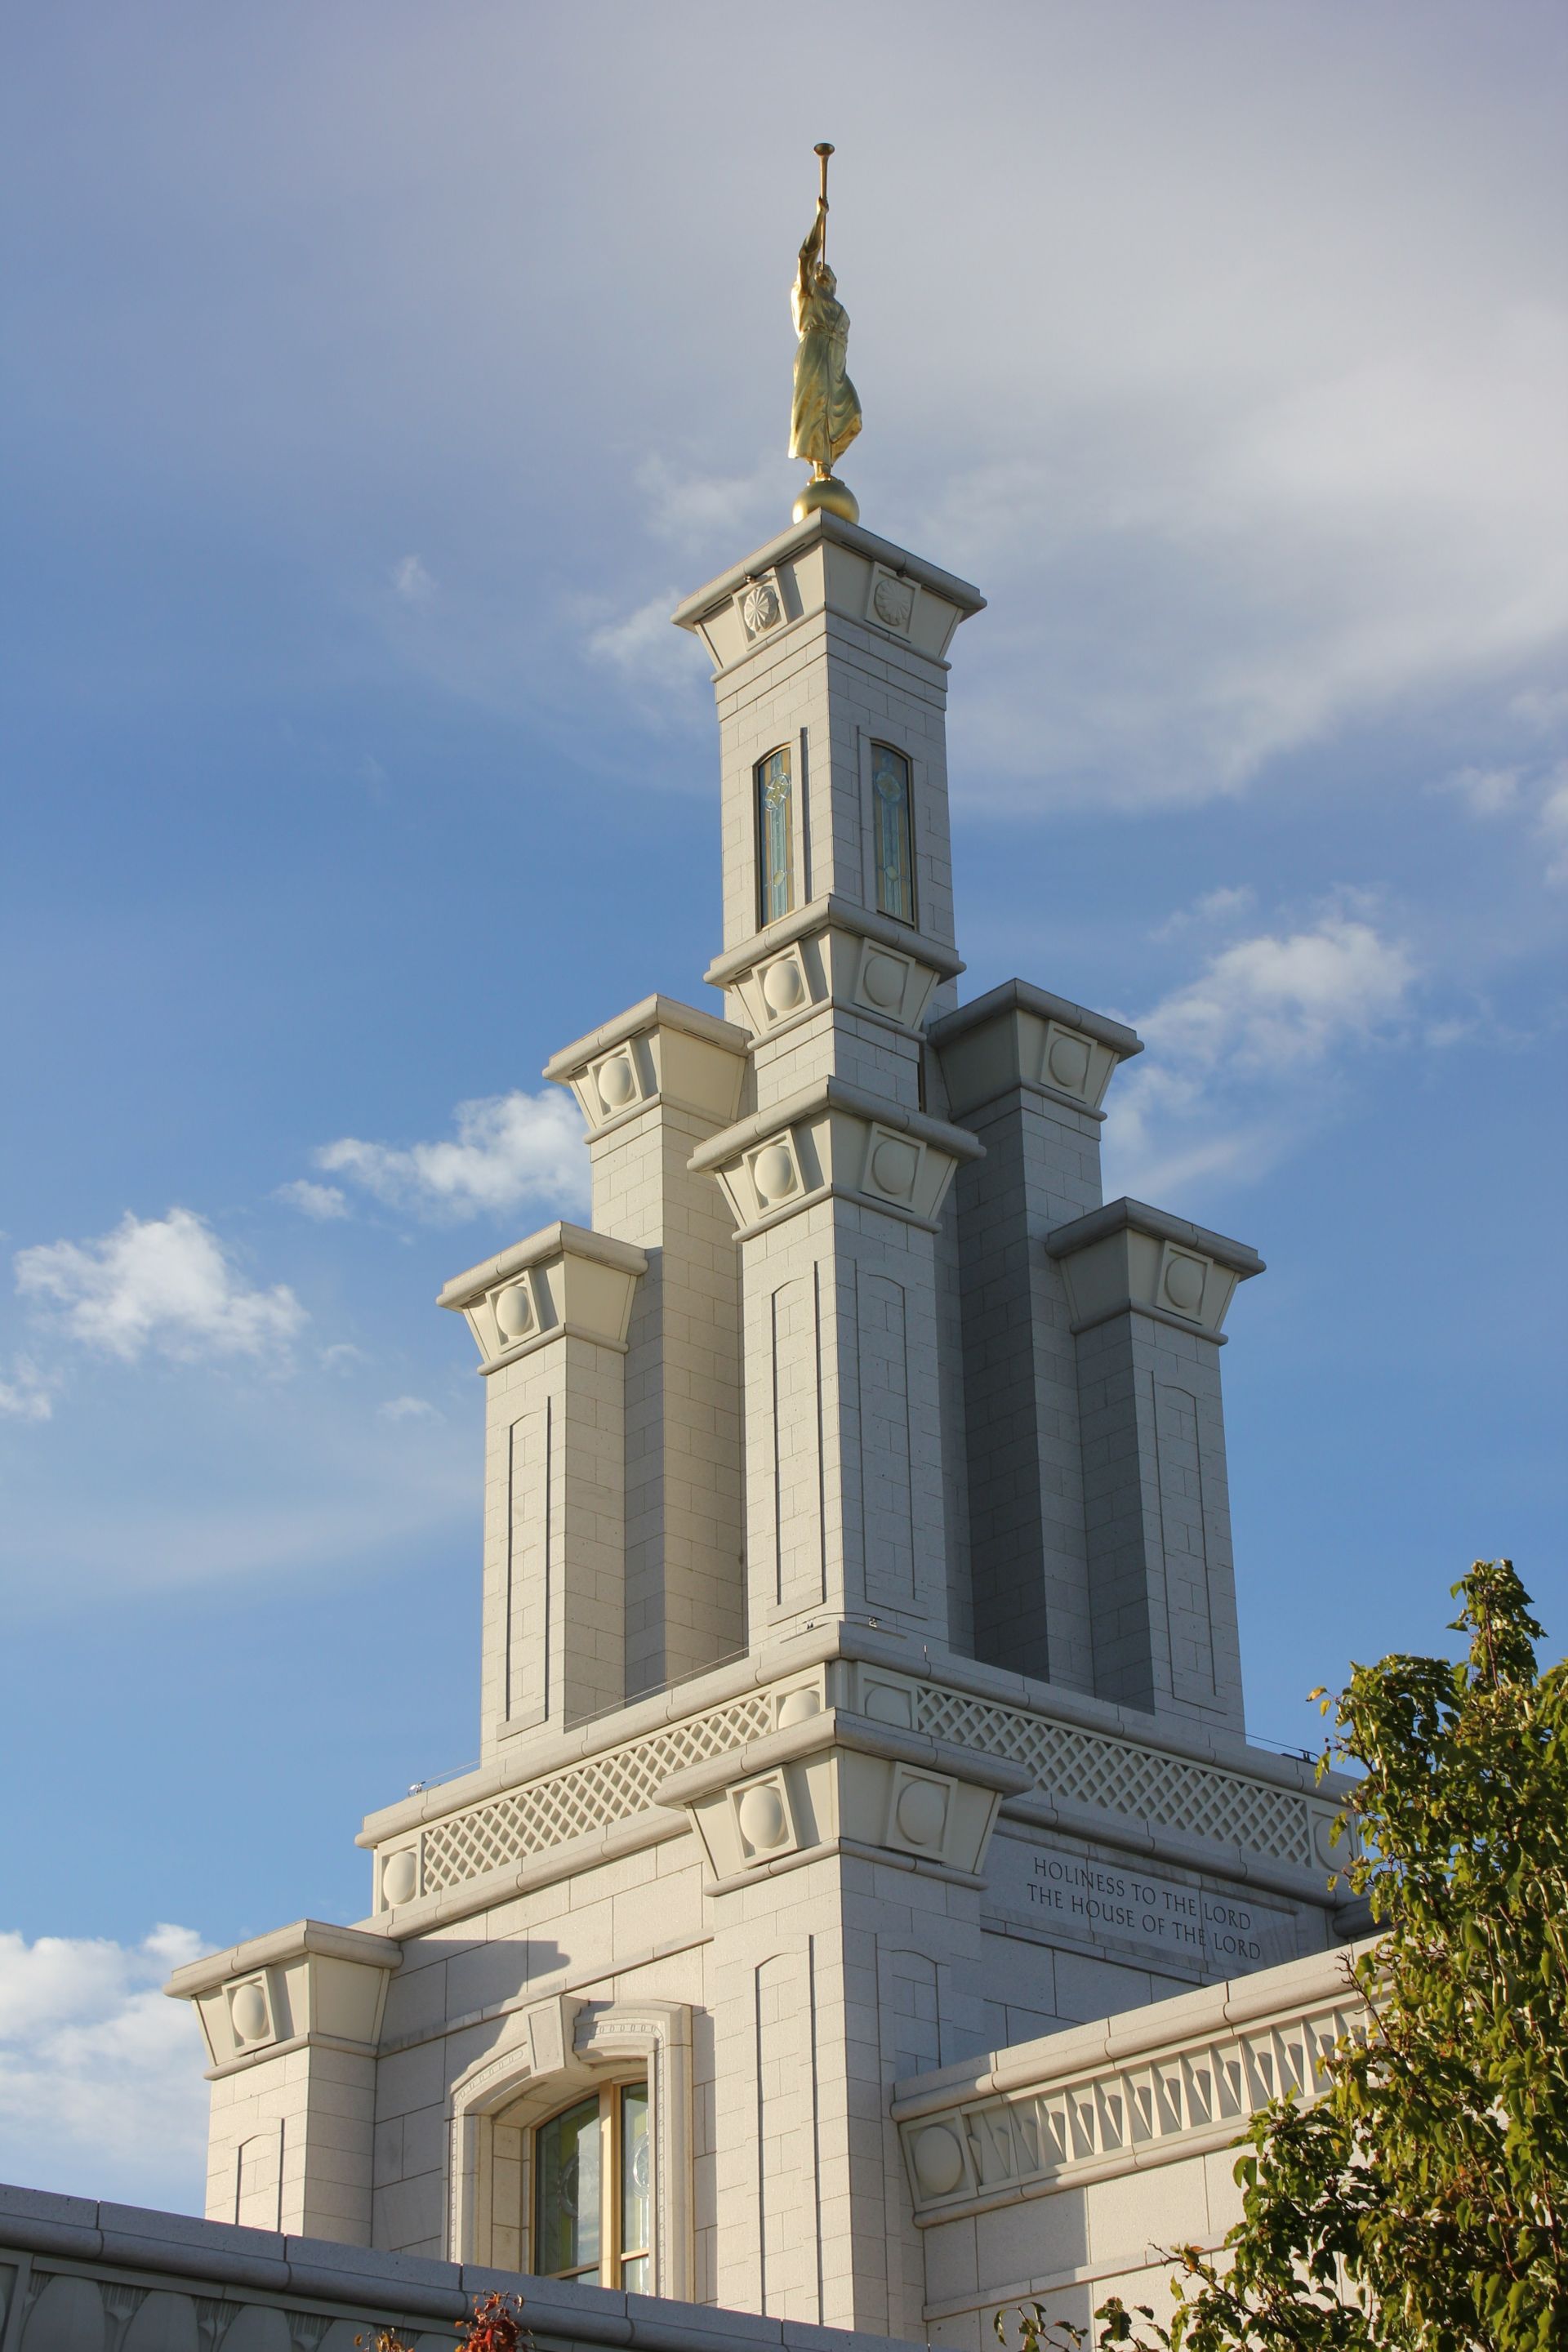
left=794, top=474, right=859, bottom=525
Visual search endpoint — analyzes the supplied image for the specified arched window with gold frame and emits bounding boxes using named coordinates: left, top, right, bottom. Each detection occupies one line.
left=755, top=745, right=795, bottom=924
left=871, top=742, right=915, bottom=924
left=533, top=2078, right=651, bottom=2291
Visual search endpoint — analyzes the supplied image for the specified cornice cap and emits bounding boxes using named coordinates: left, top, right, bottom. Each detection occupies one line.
left=163, top=1918, right=401, bottom=2002
left=437, top=1222, right=648, bottom=1314
left=543, top=993, right=749, bottom=1085
left=1046, top=1196, right=1264, bottom=1279
left=672, top=510, right=986, bottom=633
left=705, top=893, right=964, bottom=991
left=929, top=978, right=1143, bottom=1060
left=688, top=1075, right=985, bottom=1175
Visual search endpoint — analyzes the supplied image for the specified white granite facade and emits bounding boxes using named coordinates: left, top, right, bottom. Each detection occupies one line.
left=167, top=508, right=1362, bottom=2342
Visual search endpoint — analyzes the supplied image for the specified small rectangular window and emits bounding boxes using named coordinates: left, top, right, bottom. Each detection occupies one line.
left=756, top=746, right=795, bottom=924
left=871, top=743, right=915, bottom=924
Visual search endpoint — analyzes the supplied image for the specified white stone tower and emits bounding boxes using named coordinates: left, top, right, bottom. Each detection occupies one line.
left=170, top=386, right=1352, bottom=2341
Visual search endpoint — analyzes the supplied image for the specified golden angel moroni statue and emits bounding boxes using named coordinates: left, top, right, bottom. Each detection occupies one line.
left=790, top=145, right=862, bottom=524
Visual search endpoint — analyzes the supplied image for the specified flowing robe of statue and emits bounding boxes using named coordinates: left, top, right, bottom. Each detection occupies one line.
left=790, top=209, right=862, bottom=474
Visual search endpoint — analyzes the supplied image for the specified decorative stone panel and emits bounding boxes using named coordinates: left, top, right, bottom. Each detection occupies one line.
left=543, top=993, right=749, bottom=1138
left=672, top=507, right=984, bottom=676
left=930, top=978, right=1143, bottom=1122
left=1045, top=1196, right=1263, bottom=1339
left=437, top=1222, right=648, bottom=1370
left=706, top=892, right=962, bottom=1045
left=657, top=1708, right=1031, bottom=1891
left=164, top=1921, right=399, bottom=2076
left=893, top=1945, right=1368, bottom=2221
left=688, top=1076, right=982, bottom=1237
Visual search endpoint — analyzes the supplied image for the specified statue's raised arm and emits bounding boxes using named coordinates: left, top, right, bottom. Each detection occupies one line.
left=789, top=146, right=862, bottom=524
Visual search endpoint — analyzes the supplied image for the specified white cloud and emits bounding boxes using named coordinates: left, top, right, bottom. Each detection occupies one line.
left=379, top=1393, right=440, bottom=1421
left=390, top=553, right=434, bottom=602
left=0, top=1357, right=54, bottom=1423
left=632, top=452, right=786, bottom=555
left=0, top=1924, right=211, bottom=2210
left=1153, top=885, right=1258, bottom=942
left=587, top=586, right=686, bottom=682
left=317, top=1087, right=588, bottom=1223
left=1537, top=775, right=1568, bottom=884
left=274, top=1178, right=350, bottom=1221
left=1442, top=765, right=1523, bottom=817
left=1106, top=907, right=1418, bottom=1200
left=15, top=1210, right=305, bottom=1365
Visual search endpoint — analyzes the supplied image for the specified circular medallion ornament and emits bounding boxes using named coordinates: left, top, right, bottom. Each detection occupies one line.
left=861, top=952, right=905, bottom=1012
left=742, top=582, right=782, bottom=636
left=895, top=1779, right=947, bottom=1849
left=494, top=1284, right=534, bottom=1343
left=737, top=1782, right=789, bottom=1852
left=382, top=1849, right=419, bottom=1907
left=1163, top=1254, right=1205, bottom=1316
left=1047, top=1032, right=1091, bottom=1093
left=229, top=1982, right=269, bottom=2042
left=870, top=1137, right=919, bottom=1201
left=872, top=576, right=914, bottom=631
left=777, top=1685, right=822, bottom=1727
left=753, top=1143, right=799, bottom=1204
left=911, top=2123, right=964, bottom=2198
left=762, top=957, right=807, bottom=1014
left=597, top=1054, right=637, bottom=1110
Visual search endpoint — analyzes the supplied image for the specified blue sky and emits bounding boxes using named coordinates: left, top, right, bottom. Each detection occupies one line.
left=2, top=0, right=1564, bottom=2216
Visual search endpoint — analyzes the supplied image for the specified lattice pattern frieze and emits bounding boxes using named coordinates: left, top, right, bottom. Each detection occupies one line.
left=419, top=1687, right=776, bottom=1894
left=408, top=1673, right=1312, bottom=1900
left=914, top=1686, right=1312, bottom=1867
left=903, top=1998, right=1363, bottom=2213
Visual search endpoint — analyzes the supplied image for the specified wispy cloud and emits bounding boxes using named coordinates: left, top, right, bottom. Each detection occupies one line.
left=317, top=1088, right=588, bottom=1223
left=379, top=1393, right=440, bottom=1422
left=1106, top=903, right=1419, bottom=1200
left=0, top=1924, right=211, bottom=2210
left=274, top=1178, right=350, bottom=1222
left=1536, top=773, right=1568, bottom=885
left=586, top=587, right=686, bottom=683
left=390, top=553, right=434, bottom=602
left=16, top=1210, right=305, bottom=1365
left=1435, top=755, right=1568, bottom=884
left=0, top=1357, right=55, bottom=1423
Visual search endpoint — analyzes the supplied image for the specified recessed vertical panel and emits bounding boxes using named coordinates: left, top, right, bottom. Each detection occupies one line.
left=1155, top=1382, right=1218, bottom=1704
left=858, top=1270, right=915, bottom=1609
left=507, top=1403, right=551, bottom=1729
left=770, top=1271, right=826, bottom=1617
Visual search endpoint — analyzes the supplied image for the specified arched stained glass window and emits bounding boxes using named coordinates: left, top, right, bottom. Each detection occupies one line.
left=755, top=746, right=795, bottom=924
left=534, top=2080, right=649, bottom=2289
left=871, top=743, right=915, bottom=924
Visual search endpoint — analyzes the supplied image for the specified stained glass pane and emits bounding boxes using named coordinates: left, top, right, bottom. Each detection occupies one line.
left=756, top=747, right=795, bottom=924
left=871, top=745, right=914, bottom=923
left=535, top=2096, right=601, bottom=2278
left=619, top=2082, right=651, bottom=2280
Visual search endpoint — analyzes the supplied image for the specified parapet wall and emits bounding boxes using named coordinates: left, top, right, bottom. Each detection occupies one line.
left=0, top=2185, right=924, bottom=2352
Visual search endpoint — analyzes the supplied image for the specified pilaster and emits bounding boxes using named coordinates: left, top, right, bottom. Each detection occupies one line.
left=439, top=1222, right=646, bottom=1741
left=545, top=997, right=751, bottom=1699
left=165, top=1922, right=399, bottom=2243
left=930, top=983, right=1143, bottom=1691
left=689, top=1085, right=981, bottom=1647
left=1047, top=1199, right=1263, bottom=1731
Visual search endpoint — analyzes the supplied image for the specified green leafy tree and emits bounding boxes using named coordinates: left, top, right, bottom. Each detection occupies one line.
left=999, top=1562, right=1568, bottom=2351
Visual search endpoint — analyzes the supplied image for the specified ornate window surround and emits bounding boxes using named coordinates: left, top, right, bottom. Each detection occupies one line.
left=447, top=1996, right=693, bottom=2299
